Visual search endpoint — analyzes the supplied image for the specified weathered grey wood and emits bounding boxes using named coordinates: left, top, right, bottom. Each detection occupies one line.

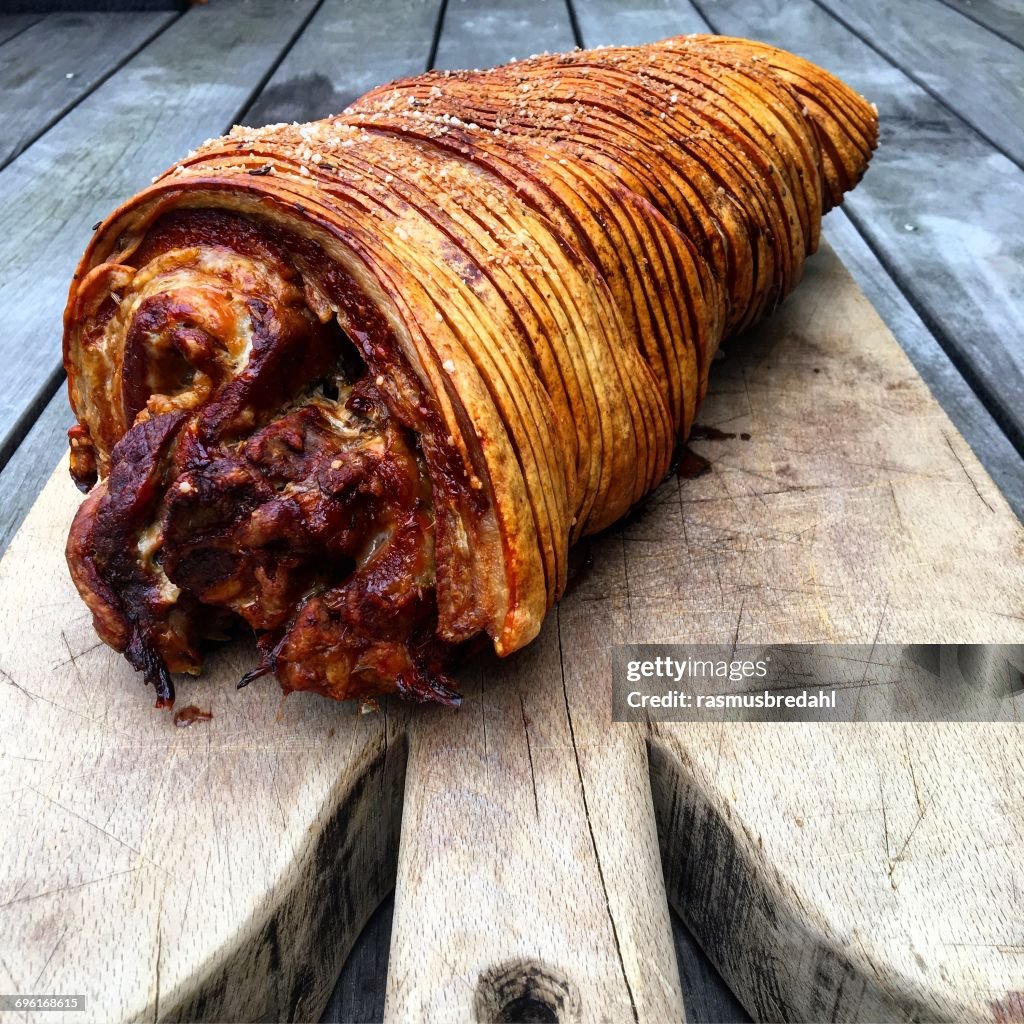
left=0, top=13, right=41, bottom=45
left=0, top=10, right=175, bottom=168
left=824, top=213, right=1024, bottom=521
left=433, top=0, right=578, bottom=71
left=0, top=386, right=72, bottom=560
left=939, top=0, right=1024, bottom=48
left=245, top=0, right=444, bottom=127
left=570, top=0, right=705, bottom=46
left=684, top=0, right=1024, bottom=465
left=816, top=0, right=1024, bottom=167
left=0, top=0, right=320, bottom=472
left=3, top=2, right=181, bottom=11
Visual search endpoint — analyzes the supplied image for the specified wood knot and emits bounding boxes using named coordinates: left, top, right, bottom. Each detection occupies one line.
left=474, top=959, right=579, bottom=1023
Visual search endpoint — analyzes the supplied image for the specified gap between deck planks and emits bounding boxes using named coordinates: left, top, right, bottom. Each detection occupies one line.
left=814, top=0, right=1024, bottom=169
left=0, top=13, right=41, bottom=47
left=938, top=0, right=1024, bottom=48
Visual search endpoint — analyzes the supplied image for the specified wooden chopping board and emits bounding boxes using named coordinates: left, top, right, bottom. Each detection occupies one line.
left=1, top=241, right=1022, bottom=1023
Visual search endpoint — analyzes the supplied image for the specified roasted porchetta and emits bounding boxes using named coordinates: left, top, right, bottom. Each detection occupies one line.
left=63, top=36, right=876, bottom=707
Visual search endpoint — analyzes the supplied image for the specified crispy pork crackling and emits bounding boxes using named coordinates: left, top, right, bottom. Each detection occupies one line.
left=62, top=36, right=876, bottom=706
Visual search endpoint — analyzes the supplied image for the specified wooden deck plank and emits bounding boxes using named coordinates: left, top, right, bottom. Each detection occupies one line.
left=570, top=0, right=705, bottom=46
left=673, top=914, right=751, bottom=1024
left=0, top=389, right=73, bottom=561
left=432, top=0, right=578, bottom=71
left=0, top=0, right=320, bottom=473
left=681, top=0, right=1024, bottom=468
left=0, top=13, right=41, bottom=46
left=322, top=894, right=394, bottom=1024
left=815, top=0, right=1024, bottom=167
left=939, top=0, right=1024, bottom=48
left=244, top=0, right=444, bottom=127
left=0, top=11, right=176, bottom=169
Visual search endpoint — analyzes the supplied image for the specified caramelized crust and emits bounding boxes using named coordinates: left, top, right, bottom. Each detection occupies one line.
left=62, top=35, right=876, bottom=706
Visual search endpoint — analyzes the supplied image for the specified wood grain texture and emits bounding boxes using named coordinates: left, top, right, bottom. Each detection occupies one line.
left=323, top=888, right=754, bottom=1023
left=823, top=213, right=1024, bottom=520
left=0, top=0, right=320, bottom=471
left=0, top=10, right=175, bottom=169
left=385, top=627, right=684, bottom=1023
left=1, top=242, right=1022, bottom=1021
left=243, top=0, right=444, bottom=128
left=570, top=0, right=704, bottom=46
left=0, top=467, right=408, bottom=1024
left=816, top=0, right=1024, bottom=167
left=686, top=0, right=1024, bottom=472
